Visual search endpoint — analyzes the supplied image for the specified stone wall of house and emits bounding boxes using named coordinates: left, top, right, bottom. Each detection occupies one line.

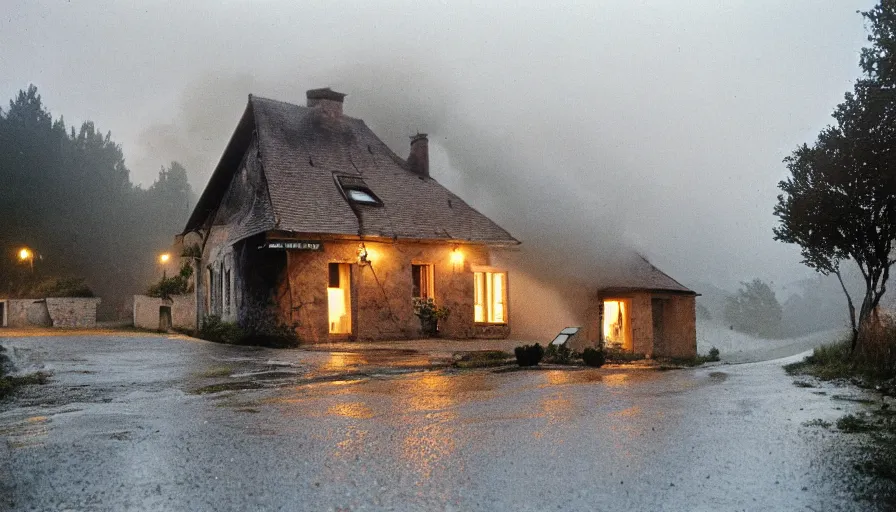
left=6, top=299, right=51, bottom=327
left=629, top=292, right=654, bottom=356
left=278, top=240, right=498, bottom=342
left=653, top=294, right=697, bottom=359
left=45, top=298, right=101, bottom=328
left=473, top=323, right=511, bottom=339
left=133, top=295, right=196, bottom=331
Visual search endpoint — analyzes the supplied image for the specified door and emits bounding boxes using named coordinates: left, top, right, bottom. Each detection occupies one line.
left=159, top=306, right=172, bottom=332
left=327, top=263, right=352, bottom=335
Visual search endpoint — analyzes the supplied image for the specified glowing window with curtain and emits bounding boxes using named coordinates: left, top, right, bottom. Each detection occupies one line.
left=328, top=263, right=352, bottom=334
left=474, top=271, right=508, bottom=323
left=412, top=264, right=434, bottom=299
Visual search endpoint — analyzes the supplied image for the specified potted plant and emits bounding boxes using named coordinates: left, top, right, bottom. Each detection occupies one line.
left=413, top=297, right=450, bottom=337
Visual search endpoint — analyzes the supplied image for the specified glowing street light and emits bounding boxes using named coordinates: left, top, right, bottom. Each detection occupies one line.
left=18, top=247, right=34, bottom=272
left=159, top=253, right=171, bottom=264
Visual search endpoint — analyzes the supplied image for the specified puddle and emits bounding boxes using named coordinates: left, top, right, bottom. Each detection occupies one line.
left=708, top=371, right=728, bottom=382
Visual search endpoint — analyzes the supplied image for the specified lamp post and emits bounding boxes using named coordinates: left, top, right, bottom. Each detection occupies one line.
left=18, top=247, right=34, bottom=273
left=159, top=253, right=171, bottom=279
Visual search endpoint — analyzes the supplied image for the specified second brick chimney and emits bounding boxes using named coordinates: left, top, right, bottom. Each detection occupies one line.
left=306, top=87, right=346, bottom=116
left=407, top=133, right=429, bottom=178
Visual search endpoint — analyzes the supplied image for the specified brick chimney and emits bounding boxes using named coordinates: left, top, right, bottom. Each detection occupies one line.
left=306, top=87, right=346, bottom=116
left=407, top=133, right=429, bottom=178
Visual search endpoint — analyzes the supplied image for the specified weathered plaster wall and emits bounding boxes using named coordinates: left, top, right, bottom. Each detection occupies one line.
left=45, top=298, right=101, bottom=328
left=278, top=240, right=497, bottom=342
left=489, top=250, right=593, bottom=342
left=654, top=295, right=697, bottom=358
left=629, top=292, right=654, bottom=356
left=133, top=295, right=196, bottom=331
left=6, top=299, right=51, bottom=327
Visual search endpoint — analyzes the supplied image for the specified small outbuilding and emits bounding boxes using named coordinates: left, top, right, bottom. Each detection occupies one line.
left=581, top=255, right=698, bottom=358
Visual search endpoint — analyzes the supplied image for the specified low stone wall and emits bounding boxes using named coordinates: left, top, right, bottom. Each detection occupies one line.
left=473, top=323, right=511, bottom=339
left=45, top=298, right=102, bottom=328
left=133, top=295, right=196, bottom=332
left=2, top=297, right=100, bottom=328
left=6, top=299, right=52, bottom=327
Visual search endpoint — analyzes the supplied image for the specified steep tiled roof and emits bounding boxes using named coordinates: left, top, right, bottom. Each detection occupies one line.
left=185, top=95, right=519, bottom=246
left=597, top=254, right=697, bottom=295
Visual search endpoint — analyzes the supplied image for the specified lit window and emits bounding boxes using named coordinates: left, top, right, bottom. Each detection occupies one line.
left=474, top=271, right=507, bottom=323
left=412, top=264, right=434, bottom=299
left=328, top=263, right=352, bottom=334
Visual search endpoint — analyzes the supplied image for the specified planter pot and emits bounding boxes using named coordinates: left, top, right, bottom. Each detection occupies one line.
left=420, top=318, right=439, bottom=337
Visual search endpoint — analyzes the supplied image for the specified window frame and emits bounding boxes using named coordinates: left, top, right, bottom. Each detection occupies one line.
left=411, top=263, right=435, bottom=300
left=473, top=269, right=508, bottom=324
left=334, top=174, right=384, bottom=207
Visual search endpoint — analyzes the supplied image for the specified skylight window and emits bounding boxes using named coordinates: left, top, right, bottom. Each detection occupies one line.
left=347, top=189, right=378, bottom=204
left=334, top=174, right=383, bottom=207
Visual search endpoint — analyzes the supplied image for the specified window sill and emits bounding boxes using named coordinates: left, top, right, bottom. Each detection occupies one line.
left=474, top=322, right=508, bottom=326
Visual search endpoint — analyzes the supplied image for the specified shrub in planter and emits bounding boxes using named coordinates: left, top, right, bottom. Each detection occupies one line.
left=582, top=347, right=606, bottom=368
left=413, top=297, right=450, bottom=337
left=514, top=343, right=545, bottom=367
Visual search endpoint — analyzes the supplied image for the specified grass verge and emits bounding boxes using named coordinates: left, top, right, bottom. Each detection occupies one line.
left=453, top=350, right=512, bottom=368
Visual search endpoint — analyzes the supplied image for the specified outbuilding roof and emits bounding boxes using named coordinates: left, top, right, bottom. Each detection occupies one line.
left=184, top=93, right=519, bottom=246
left=597, top=254, right=697, bottom=295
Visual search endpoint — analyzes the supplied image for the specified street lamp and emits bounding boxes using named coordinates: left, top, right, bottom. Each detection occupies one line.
left=158, top=253, right=171, bottom=279
left=18, top=247, right=34, bottom=272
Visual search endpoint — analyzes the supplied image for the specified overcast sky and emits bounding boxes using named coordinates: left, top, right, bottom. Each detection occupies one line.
left=0, top=0, right=877, bottom=292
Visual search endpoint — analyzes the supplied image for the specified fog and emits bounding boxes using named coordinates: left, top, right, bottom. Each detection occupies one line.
left=0, top=0, right=876, bottom=322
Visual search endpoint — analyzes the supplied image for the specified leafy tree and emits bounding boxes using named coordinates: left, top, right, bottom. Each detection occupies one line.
left=724, top=279, right=783, bottom=338
left=0, top=85, right=194, bottom=318
left=774, top=2, right=896, bottom=350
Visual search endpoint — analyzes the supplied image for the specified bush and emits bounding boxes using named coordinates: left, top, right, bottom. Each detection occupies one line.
left=454, top=350, right=512, bottom=368
left=198, top=315, right=245, bottom=345
left=412, top=297, right=450, bottom=337
left=544, top=343, right=575, bottom=364
left=34, top=277, right=95, bottom=298
left=582, top=347, right=606, bottom=367
left=148, top=262, right=194, bottom=300
left=239, top=298, right=300, bottom=348
left=855, top=316, right=896, bottom=380
left=708, top=346, right=720, bottom=361
left=514, top=343, right=544, bottom=367
left=604, top=348, right=646, bottom=363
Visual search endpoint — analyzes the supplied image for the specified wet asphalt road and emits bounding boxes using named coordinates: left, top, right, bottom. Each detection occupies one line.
left=0, top=334, right=888, bottom=511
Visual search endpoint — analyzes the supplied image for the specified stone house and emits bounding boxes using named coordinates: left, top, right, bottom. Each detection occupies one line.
left=178, top=88, right=519, bottom=342
left=584, top=255, right=698, bottom=358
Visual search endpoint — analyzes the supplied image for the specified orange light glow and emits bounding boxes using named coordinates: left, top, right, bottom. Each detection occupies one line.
left=159, top=253, right=171, bottom=264
left=357, top=245, right=375, bottom=265
left=450, top=248, right=463, bottom=265
left=18, top=248, right=31, bottom=261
